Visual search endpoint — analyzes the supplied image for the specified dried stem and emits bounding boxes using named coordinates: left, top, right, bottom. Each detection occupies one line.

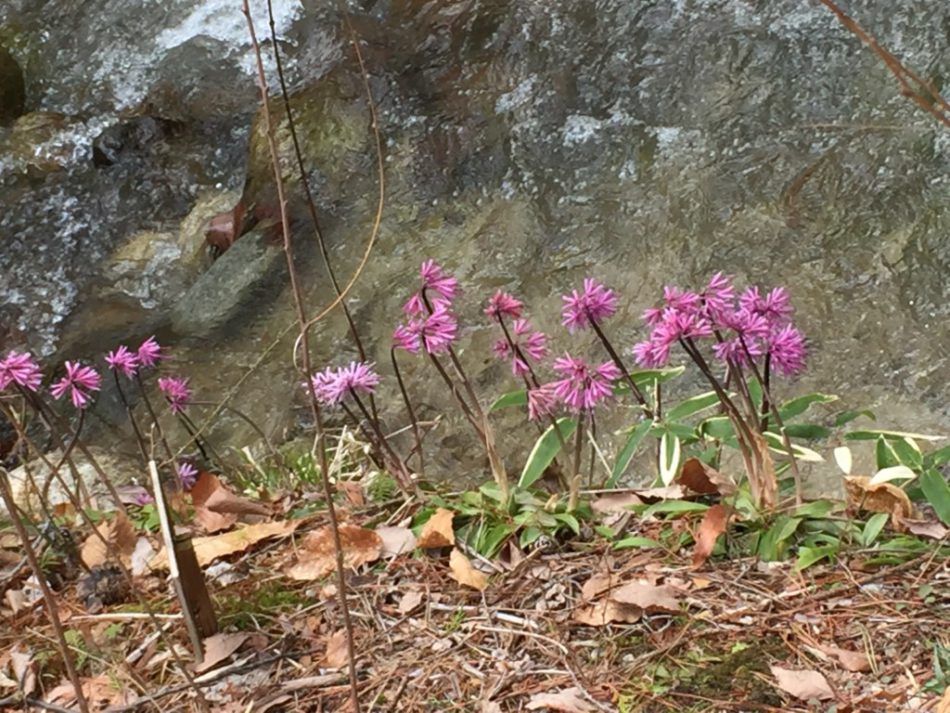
left=390, top=348, right=424, bottom=479
left=242, top=4, right=360, bottom=708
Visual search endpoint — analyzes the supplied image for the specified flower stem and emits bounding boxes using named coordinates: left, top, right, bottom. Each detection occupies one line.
left=391, top=348, right=424, bottom=480
left=588, top=317, right=653, bottom=417
left=349, top=392, right=414, bottom=493
left=569, top=413, right=586, bottom=511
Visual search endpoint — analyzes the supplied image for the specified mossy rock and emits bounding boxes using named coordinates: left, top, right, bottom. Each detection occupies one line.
left=243, top=67, right=369, bottom=210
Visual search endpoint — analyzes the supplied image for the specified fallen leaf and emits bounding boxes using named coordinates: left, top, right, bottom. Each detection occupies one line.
left=46, top=675, right=133, bottom=707
left=397, top=590, right=424, bottom=614
left=204, top=486, right=271, bottom=517
left=580, top=572, right=616, bottom=602
left=338, top=481, right=365, bottom=507
left=526, top=687, right=598, bottom=712
left=323, top=629, right=349, bottom=669
left=573, top=599, right=642, bottom=626
left=417, top=508, right=455, bottom=548
left=480, top=702, right=503, bottom=713
left=376, top=526, right=417, bottom=557
left=634, top=484, right=687, bottom=501
left=449, top=548, right=488, bottom=591
left=844, top=476, right=915, bottom=520
left=131, top=537, right=155, bottom=576
left=80, top=511, right=136, bottom=568
left=901, top=518, right=948, bottom=540
left=591, top=492, right=642, bottom=513
left=195, top=632, right=249, bottom=673
left=287, top=524, right=382, bottom=581
left=937, top=685, right=950, bottom=713
left=10, top=648, right=35, bottom=696
left=812, top=643, right=870, bottom=672
left=678, top=458, right=737, bottom=496
left=691, top=504, right=729, bottom=569
left=770, top=665, right=834, bottom=701
left=190, top=472, right=239, bottom=533
left=150, top=519, right=299, bottom=569
left=610, top=581, right=682, bottom=613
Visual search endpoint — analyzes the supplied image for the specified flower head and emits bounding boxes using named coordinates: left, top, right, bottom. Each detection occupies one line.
left=739, top=286, right=793, bottom=328
left=136, top=337, right=162, bottom=369
left=419, top=260, right=460, bottom=303
left=177, top=462, right=198, bottom=489
left=50, top=361, right=101, bottom=409
left=105, top=345, right=139, bottom=379
left=766, top=325, right=807, bottom=376
left=133, top=491, right=155, bottom=507
left=702, top=272, right=735, bottom=315
left=336, top=362, right=380, bottom=397
left=551, top=355, right=621, bottom=412
left=157, top=376, right=191, bottom=413
left=493, top=319, right=548, bottom=376
left=484, top=291, right=523, bottom=320
left=394, top=308, right=458, bottom=355
left=0, top=351, right=42, bottom=392
left=527, top=383, right=559, bottom=421
left=310, top=367, right=342, bottom=404
left=562, top=278, right=619, bottom=332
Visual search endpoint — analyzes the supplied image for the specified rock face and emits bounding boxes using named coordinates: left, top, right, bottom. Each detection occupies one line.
left=0, top=45, right=25, bottom=124
left=0, top=0, right=949, bottom=478
left=169, top=229, right=286, bottom=336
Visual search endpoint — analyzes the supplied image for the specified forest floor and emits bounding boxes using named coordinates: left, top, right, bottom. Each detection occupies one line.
left=0, top=469, right=949, bottom=713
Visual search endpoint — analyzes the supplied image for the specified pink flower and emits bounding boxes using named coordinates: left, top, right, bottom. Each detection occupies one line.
left=551, top=355, right=621, bottom=412
left=133, top=491, right=154, bottom=507
left=136, top=337, right=162, bottom=369
left=716, top=308, right=770, bottom=341
left=702, top=272, right=735, bottom=315
left=493, top=319, right=548, bottom=376
left=394, top=308, right=458, bottom=355
left=562, top=278, right=619, bottom=332
left=336, top=361, right=380, bottom=397
left=0, top=351, right=42, bottom=392
left=484, top=291, right=523, bottom=320
left=527, top=383, right=559, bottom=421
left=713, top=336, right=764, bottom=366
left=157, top=376, right=191, bottom=413
left=767, top=325, right=807, bottom=376
left=739, top=286, right=793, bottom=328
left=662, top=286, right=701, bottom=312
left=632, top=339, right=671, bottom=368
left=310, top=367, right=342, bottom=403
left=419, top=260, right=460, bottom=303
left=105, top=345, right=139, bottom=378
left=50, top=361, right=101, bottom=409
left=177, top=462, right=198, bottom=489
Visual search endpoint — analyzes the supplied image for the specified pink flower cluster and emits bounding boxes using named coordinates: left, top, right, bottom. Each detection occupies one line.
left=50, top=361, right=101, bottom=409
left=158, top=376, right=192, bottom=413
left=632, top=273, right=806, bottom=376
left=562, top=278, right=619, bottom=332
left=105, top=336, right=163, bottom=379
left=393, top=261, right=461, bottom=355
left=491, top=317, right=548, bottom=377
left=0, top=351, right=42, bottom=392
left=310, top=361, right=380, bottom=406
left=552, top=355, right=621, bottom=413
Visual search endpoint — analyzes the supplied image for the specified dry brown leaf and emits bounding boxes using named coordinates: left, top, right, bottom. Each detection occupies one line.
left=203, top=486, right=271, bottom=517
left=678, top=458, right=737, bottom=496
left=190, top=472, right=239, bottom=533
left=397, top=590, right=424, bottom=615
left=376, top=526, right=417, bottom=557
left=580, top=572, right=615, bottom=602
left=418, top=508, right=455, bottom=548
left=635, top=484, right=687, bottom=501
left=338, top=481, right=365, bottom=507
left=691, top=504, right=729, bottom=569
left=937, top=685, right=950, bottom=713
left=150, top=519, right=299, bottom=569
left=610, top=581, right=682, bottom=612
left=131, top=537, right=155, bottom=576
left=10, top=648, right=35, bottom=696
left=287, top=524, right=382, bottom=581
left=844, top=475, right=915, bottom=520
left=195, top=632, right=249, bottom=673
left=323, top=629, right=349, bottom=669
left=80, top=511, right=137, bottom=568
left=573, top=599, right=642, bottom=626
left=901, top=518, right=948, bottom=540
left=480, top=702, right=503, bottom=713
left=770, top=665, right=834, bottom=701
left=813, top=643, right=870, bottom=673
left=526, top=687, right=598, bottom=712
left=47, top=674, right=133, bottom=708
left=591, top=492, right=642, bottom=513
left=449, top=548, right=489, bottom=591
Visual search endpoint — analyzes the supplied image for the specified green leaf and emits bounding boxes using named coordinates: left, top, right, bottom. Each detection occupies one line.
left=746, top=377, right=763, bottom=413
left=793, top=500, right=841, bottom=519
left=553, top=512, right=581, bottom=535
left=613, top=536, right=661, bottom=550
left=642, top=500, right=709, bottom=518
left=607, top=418, right=655, bottom=488
left=758, top=516, right=802, bottom=561
left=835, top=408, right=875, bottom=427
left=700, top=416, right=735, bottom=440
left=781, top=423, right=832, bottom=440
left=796, top=544, right=838, bottom=571
left=489, top=389, right=527, bottom=412
left=658, top=431, right=682, bottom=486
left=920, top=469, right=950, bottom=526
left=595, top=525, right=616, bottom=539
left=875, top=436, right=901, bottom=470
left=612, top=366, right=686, bottom=395
left=847, top=429, right=945, bottom=442
left=762, top=431, right=824, bottom=461
left=519, top=417, right=577, bottom=488
left=891, top=438, right=923, bottom=469
left=929, top=445, right=950, bottom=467
left=861, top=512, right=890, bottom=547
left=666, top=391, right=722, bottom=421
left=778, top=392, right=838, bottom=421
left=519, top=527, right=543, bottom=548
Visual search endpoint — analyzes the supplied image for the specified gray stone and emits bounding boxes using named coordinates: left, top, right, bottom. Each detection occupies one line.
left=169, top=229, right=286, bottom=336
left=0, top=45, right=25, bottom=125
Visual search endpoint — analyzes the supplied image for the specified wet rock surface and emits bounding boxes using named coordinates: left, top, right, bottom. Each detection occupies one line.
left=0, top=45, right=25, bottom=124
left=0, top=0, right=948, bottom=477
